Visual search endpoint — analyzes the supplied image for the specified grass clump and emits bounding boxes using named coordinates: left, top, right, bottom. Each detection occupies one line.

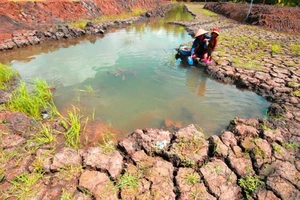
left=271, top=44, right=282, bottom=54
left=4, top=172, right=43, bottom=199
left=290, top=44, right=300, bottom=55
left=239, top=175, right=264, bottom=198
left=28, top=124, right=56, bottom=150
left=60, top=189, right=75, bottom=200
left=117, top=172, right=139, bottom=189
left=61, top=106, right=82, bottom=149
left=69, top=20, right=88, bottom=29
left=185, top=172, right=199, bottom=185
left=100, top=130, right=116, bottom=154
left=0, top=63, right=18, bottom=89
left=7, top=78, right=58, bottom=119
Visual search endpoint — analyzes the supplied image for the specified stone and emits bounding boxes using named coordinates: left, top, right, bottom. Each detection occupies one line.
left=220, top=131, right=237, bottom=147
left=0, top=90, right=10, bottom=104
left=168, top=124, right=208, bottom=167
left=177, top=168, right=216, bottom=200
left=0, top=134, right=25, bottom=148
left=256, top=188, right=280, bottom=200
left=227, top=147, right=255, bottom=177
left=132, top=150, right=175, bottom=199
left=209, top=135, right=228, bottom=158
left=267, top=175, right=300, bottom=200
left=51, top=147, right=82, bottom=171
left=200, top=159, right=242, bottom=199
left=83, top=147, right=123, bottom=179
left=79, top=170, right=118, bottom=200
left=5, top=112, right=33, bottom=138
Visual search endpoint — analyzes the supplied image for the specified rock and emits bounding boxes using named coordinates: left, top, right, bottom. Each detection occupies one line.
left=231, top=124, right=259, bottom=137
left=255, top=188, right=280, bottom=200
left=0, top=90, right=10, bottom=104
left=79, top=170, right=118, bottom=200
left=132, top=150, right=175, bottom=199
left=119, top=128, right=172, bottom=156
left=5, top=112, right=34, bottom=138
left=177, top=168, right=216, bottom=200
left=83, top=147, right=123, bottom=179
left=220, top=131, right=237, bottom=147
left=262, top=129, right=284, bottom=143
left=41, top=186, right=62, bottom=200
left=119, top=164, right=151, bottom=200
left=51, top=148, right=82, bottom=171
left=209, top=135, right=228, bottom=158
left=267, top=103, right=286, bottom=117
left=0, top=134, right=25, bottom=148
left=267, top=175, right=300, bottom=200
left=5, top=155, right=33, bottom=181
left=227, top=146, right=255, bottom=177
left=200, top=159, right=242, bottom=200
left=168, top=124, right=208, bottom=167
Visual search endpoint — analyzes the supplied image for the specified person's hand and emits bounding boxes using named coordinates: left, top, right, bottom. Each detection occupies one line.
left=191, top=54, right=196, bottom=58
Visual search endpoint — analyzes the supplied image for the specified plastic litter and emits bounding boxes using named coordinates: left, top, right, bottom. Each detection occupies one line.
left=156, top=140, right=168, bottom=150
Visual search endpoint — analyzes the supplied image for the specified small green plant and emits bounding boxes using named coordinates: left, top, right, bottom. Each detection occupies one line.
left=253, top=147, right=266, bottom=159
left=0, top=168, right=5, bottom=183
left=8, top=79, right=58, bottom=119
left=282, top=142, right=298, bottom=150
left=292, top=90, right=300, bottom=97
left=28, top=124, right=56, bottom=150
left=99, top=129, right=116, bottom=154
left=117, top=172, right=139, bottom=189
left=60, top=189, right=75, bottom=200
left=5, top=172, right=43, bottom=199
left=272, top=143, right=282, bottom=154
left=0, top=63, right=18, bottom=89
left=271, top=44, right=282, bottom=54
left=239, top=175, right=264, bottom=198
left=185, top=172, right=199, bottom=185
left=291, top=44, right=300, bottom=55
left=62, top=106, right=82, bottom=149
left=202, top=9, right=217, bottom=16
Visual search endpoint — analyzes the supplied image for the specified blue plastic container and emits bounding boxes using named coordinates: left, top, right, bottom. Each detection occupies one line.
left=179, top=46, right=192, bottom=56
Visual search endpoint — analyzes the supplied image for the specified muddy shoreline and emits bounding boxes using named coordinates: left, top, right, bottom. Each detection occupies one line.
left=0, top=2, right=299, bottom=200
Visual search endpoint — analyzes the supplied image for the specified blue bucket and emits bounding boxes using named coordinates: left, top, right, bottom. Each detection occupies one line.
left=187, top=56, right=194, bottom=65
left=179, top=46, right=192, bottom=56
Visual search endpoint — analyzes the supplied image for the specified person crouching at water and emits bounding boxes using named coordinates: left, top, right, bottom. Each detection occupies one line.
left=191, top=28, right=210, bottom=61
left=203, top=27, right=220, bottom=64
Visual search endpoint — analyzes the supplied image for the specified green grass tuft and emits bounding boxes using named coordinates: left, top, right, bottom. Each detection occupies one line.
left=0, top=63, right=18, bottom=89
left=28, top=124, right=56, bottom=150
left=239, top=175, right=264, bottom=198
left=62, top=106, right=82, bottom=149
left=7, top=78, right=58, bottom=119
left=117, top=172, right=139, bottom=189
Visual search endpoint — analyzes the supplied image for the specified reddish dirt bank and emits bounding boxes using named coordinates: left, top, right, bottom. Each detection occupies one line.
left=0, top=0, right=167, bottom=41
left=204, top=2, right=300, bottom=33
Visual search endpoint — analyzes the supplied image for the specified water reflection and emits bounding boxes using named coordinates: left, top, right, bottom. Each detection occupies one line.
left=185, top=66, right=207, bottom=97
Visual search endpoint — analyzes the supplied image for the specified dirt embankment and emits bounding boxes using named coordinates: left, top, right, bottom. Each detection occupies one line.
left=204, top=2, right=300, bottom=33
left=0, top=0, right=167, bottom=42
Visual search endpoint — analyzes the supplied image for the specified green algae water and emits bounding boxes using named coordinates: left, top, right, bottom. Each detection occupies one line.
left=1, top=6, right=269, bottom=138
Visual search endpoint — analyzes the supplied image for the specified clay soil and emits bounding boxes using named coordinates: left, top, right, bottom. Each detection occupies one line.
left=204, top=2, right=300, bottom=33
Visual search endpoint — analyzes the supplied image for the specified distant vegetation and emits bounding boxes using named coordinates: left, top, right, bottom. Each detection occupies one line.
left=182, top=0, right=299, bottom=6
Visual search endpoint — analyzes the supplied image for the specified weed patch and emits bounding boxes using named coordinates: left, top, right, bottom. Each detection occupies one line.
left=0, top=63, right=18, bottom=90
left=239, top=175, right=264, bottom=198
left=7, top=78, right=58, bottom=119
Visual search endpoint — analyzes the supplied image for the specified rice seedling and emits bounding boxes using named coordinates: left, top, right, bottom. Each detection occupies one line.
left=7, top=78, right=58, bottom=119
left=291, top=44, right=300, bottom=55
left=69, top=20, right=88, bottom=30
left=62, top=106, right=82, bottom=149
left=0, top=63, right=18, bottom=90
left=271, top=43, right=282, bottom=54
